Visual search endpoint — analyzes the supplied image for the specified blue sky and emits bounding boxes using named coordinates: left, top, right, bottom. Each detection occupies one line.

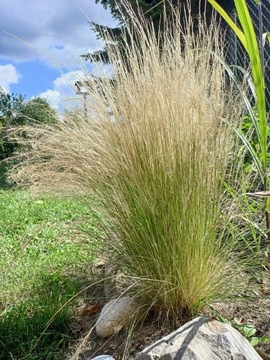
left=0, top=0, right=116, bottom=110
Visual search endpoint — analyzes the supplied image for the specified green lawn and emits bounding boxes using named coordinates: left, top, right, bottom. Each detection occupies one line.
left=0, top=189, right=104, bottom=359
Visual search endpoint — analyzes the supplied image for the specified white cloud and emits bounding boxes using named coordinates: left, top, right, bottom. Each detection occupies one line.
left=39, top=70, right=86, bottom=110
left=39, top=89, right=62, bottom=111
left=39, top=64, right=113, bottom=111
left=0, top=0, right=117, bottom=69
left=0, top=64, right=21, bottom=92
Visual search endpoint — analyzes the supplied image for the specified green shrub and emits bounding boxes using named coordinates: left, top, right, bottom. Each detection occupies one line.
left=0, top=89, right=57, bottom=161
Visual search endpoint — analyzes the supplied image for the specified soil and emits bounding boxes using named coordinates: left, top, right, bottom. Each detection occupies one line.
left=66, top=267, right=270, bottom=360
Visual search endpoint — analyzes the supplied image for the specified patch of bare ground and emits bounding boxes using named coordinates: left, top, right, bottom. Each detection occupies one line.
left=64, top=269, right=270, bottom=360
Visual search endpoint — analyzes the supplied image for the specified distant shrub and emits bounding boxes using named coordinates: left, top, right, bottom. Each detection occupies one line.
left=0, top=89, right=57, bottom=160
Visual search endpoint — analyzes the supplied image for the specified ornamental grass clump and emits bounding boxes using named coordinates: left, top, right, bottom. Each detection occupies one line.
left=9, top=9, right=245, bottom=316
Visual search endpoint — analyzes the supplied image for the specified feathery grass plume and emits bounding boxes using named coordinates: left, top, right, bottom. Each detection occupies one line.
left=9, top=4, right=246, bottom=316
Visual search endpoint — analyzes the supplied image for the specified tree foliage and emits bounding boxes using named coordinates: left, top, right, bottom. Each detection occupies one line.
left=19, top=97, right=57, bottom=125
left=0, top=88, right=57, bottom=160
left=82, top=0, right=235, bottom=62
left=94, top=0, right=235, bottom=21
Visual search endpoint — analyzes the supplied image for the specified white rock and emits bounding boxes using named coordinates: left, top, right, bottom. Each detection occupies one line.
left=135, top=316, right=263, bottom=360
left=89, top=356, right=115, bottom=360
left=96, top=296, right=138, bottom=338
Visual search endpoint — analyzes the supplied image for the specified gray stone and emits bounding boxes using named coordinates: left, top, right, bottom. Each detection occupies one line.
left=135, top=316, right=263, bottom=360
left=89, top=356, right=115, bottom=360
left=96, top=296, right=138, bottom=338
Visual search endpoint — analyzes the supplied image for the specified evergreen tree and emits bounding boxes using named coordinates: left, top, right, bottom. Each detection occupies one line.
left=83, top=0, right=235, bottom=62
